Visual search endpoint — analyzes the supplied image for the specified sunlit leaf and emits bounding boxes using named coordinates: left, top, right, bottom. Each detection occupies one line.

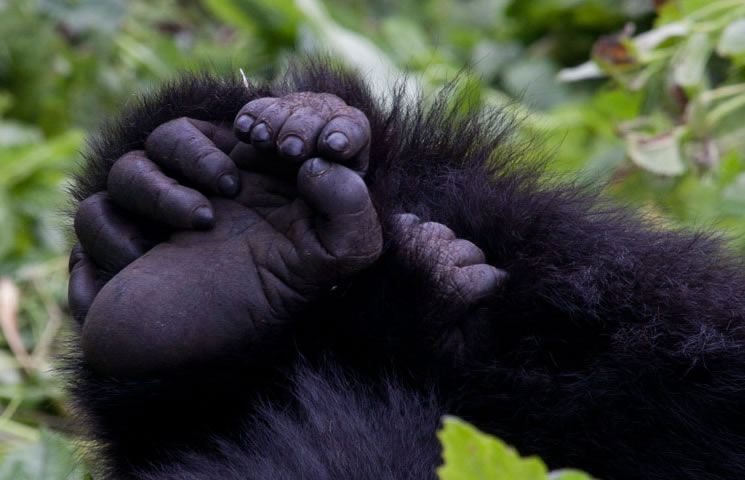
left=633, top=21, right=690, bottom=55
left=0, top=429, right=87, bottom=480
left=0, top=121, right=42, bottom=147
left=627, top=129, right=686, bottom=176
left=557, top=61, right=605, bottom=82
left=673, top=32, right=713, bottom=88
left=549, top=470, right=595, bottom=480
left=38, top=0, right=126, bottom=35
left=717, top=18, right=745, bottom=57
left=295, top=0, right=417, bottom=101
left=438, top=416, right=547, bottom=480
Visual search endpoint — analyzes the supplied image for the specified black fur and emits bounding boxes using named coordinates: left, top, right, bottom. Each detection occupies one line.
left=66, top=57, right=745, bottom=479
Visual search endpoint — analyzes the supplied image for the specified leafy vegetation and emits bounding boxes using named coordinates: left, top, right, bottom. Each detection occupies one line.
left=0, top=0, right=743, bottom=477
left=438, top=417, right=593, bottom=480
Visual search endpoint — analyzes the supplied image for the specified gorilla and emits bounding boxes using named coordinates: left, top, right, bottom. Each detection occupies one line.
left=65, top=58, right=745, bottom=480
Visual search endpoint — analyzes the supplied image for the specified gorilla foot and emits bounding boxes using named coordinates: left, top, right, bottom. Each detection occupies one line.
left=392, top=213, right=508, bottom=306
left=78, top=93, right=381, bottom=377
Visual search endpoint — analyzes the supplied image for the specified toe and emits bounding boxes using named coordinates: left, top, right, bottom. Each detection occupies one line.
left=447, top=239, right=486, bottom=266
left=447, top=264, right=508, bottom=304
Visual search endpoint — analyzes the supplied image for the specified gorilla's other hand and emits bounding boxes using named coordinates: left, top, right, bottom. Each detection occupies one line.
left=79, top=93, right=382, bottom=377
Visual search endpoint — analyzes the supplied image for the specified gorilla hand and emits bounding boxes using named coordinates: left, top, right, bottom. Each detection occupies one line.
left=69, top=119, right=241, bottom=324
left=77, top=93, right=382, bottom=377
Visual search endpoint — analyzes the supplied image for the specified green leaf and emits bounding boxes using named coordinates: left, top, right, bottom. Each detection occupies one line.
left=437, top=416, right=548, bottom=480
left=381, top=17, right=430, bottom=63
left=549, top=470, right=595, bottom=480
left=0, top=429, right=88, bottom=480
left=202, top=0, right=260, bottom=34
left=0, top=121, right=42, bottom=147
left=717, top=18, right=745, bottom=57
left=0, top=130, right=82, bottom=187
left=0, top=187, right=15, bottom=258
left=38, top=0, right=127, bottom=35
left=503, top=58, right=569, bottom=110
left=673, top=32, right=713, bottom=88
left=295, top=0, right=415, bottom=101
left=633, top=21, right=690, bottom=56
left=557, top=61, right=605, bottom=83
left=626, top=129, right=686, bottom=176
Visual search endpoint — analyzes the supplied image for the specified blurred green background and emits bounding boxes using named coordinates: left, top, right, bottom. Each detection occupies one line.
left=1, top=0, right=744, bottom=477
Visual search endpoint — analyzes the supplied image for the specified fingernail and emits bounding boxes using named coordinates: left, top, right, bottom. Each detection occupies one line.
left=251, top=123, right=270, bottom=143
left=191, top=206, right=214, bottom=229
left=218, top=174, right=240, bottom=196
left=326, top=132, right=349, bottom=152
left=279, top=135, right=304, bottom=158
left=235, top=114, right=254, bottom=134
left=307, top=158, right=332, bottom=176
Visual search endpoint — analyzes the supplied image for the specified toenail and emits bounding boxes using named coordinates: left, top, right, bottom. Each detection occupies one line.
left=279, top=135, right=304, bottom=157
left=191, top=206, right=214, bottom=229
left=326, top=132, right=349, bottom=152
left=308, top=158, right=332, bottom=176
left=251, top=123, right=271, bottom=142
left=218, top=174, right=240, bottom=196
left=235, top=114, right=254, bottom=134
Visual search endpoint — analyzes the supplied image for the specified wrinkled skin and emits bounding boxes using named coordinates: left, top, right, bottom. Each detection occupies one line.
left=65, top=64, right=745, bottom=480
left=75, top=93, right=383, bottom=376
left=71, top=92, right=508, bottom=377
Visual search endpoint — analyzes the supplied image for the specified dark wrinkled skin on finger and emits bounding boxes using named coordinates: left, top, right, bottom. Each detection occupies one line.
left=81, top=94, right=382, bottom=377
left=146, top=117, right=241, bottom=196
left=68, top=243, right=105, bottom=325
left=74, top=192, right=149, bottom=273
left=108, top=151, right=215, bottom=230
left=233, top=93, right=370, bottom=174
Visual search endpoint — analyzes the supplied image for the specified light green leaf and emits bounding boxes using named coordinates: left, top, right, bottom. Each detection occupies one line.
left=718, top=18, right=745, bottom=57
left=634, top=21, right=690, bottom=56
left=294, top=0, right=418, bottom=102
left=0, top=130, right=83, bottom=187
left=0, top=121, right=42, bottom=147
left=0, top=188, right=14, bottom=258
left=381, top=17, right=429, bottom=63
left=437, top=416, right=547, bottom=480
left=0, top=429, right=87, bottom=480
left=626, top=129, right=686, bottom=176
left=38, top=0, right=126, bottom=35
left=673, top=32, right=713, bottom=88
left=549, top=470, right=594, bottom=480
left=557, top=61, right=605, bottom=83
left=202, top=0, right=259, bottom=33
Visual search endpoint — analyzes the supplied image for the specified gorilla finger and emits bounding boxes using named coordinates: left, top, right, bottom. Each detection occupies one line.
left=297, top=158, right=382, bottom=263
left=446, top=239, right=486, bottom=266
left=317, top=107, right=371, bottom=174
left=447, top=264, right=508, bottom=305
left=68, top=243, right=105, bottom=325
left=75, top=192, right=149, bottom=273
left=230, top=142, right=296, bottom=176
left=419, top=222, right=457, bottom=241
left=248, top=100, right=294, bottom=151
left=146, top=117, right=241, bottom=197
left=234, top=97, right=277, bottom=142
left=277, top=107, right=330, bottom=162
left=108, top=151, right=214, bottom=230
left=204, top=121, right=241, bottom=154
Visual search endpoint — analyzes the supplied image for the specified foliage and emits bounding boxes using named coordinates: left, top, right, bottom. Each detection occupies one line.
left=438, top=417, right=593, bottom=480
left=555, top=0, right=745, bottom=243
left=0, top=0, right=744, bottom=478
